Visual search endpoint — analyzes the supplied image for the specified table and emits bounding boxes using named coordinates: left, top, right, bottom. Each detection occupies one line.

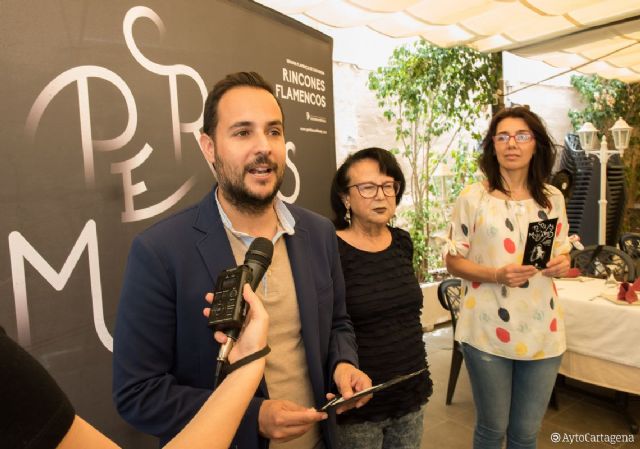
left=556, top=278, right=640, bottom=396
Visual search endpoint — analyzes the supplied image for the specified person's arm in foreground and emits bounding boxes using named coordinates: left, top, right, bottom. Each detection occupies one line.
left=55, top=417, right=119, bottom=449
left=56, top=284, right=268, bottom=449
left=164, top=284, right=268, bottom=449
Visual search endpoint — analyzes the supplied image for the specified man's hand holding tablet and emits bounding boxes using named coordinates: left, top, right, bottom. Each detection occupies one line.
left=321, top=368, right=427, bottom=412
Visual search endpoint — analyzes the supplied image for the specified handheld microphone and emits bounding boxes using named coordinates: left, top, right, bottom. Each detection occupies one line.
left=243, top=237, right=273, bottom=293
left=208, top=237, right=273, bottom=385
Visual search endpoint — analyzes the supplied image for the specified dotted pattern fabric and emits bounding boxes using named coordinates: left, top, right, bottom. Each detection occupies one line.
left=446, top=183, right=572, bottom=360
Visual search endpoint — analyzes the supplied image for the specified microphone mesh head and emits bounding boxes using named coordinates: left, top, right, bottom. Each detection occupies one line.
left=244, top=237, right=274, bottom=267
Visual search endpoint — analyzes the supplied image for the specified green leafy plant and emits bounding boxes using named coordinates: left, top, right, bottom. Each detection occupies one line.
left=425, top=145, right=483, bottom=280
left=568, top=74, right=640, bottom=232
left=368, top=39, right=499, bottom=281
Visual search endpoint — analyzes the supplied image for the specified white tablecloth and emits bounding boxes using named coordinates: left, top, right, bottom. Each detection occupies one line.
left=556, top=278, right=640, bottom=368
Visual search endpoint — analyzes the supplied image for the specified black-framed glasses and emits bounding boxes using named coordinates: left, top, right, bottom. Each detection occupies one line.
left=347, top=181, right=400, bottom=198
left=493, top=131, right=534, bottom=145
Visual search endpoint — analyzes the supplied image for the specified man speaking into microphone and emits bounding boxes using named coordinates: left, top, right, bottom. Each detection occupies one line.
left=112, top=72, right=371, bottom=449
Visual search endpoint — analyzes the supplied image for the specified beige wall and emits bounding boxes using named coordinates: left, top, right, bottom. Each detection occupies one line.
left=332, top=61, right=398, bottom=165
left=503, top=52, right=586, bottom=167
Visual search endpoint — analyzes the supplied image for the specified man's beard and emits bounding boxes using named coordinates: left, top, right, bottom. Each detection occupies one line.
left=214, top=153, right=284, bottom=215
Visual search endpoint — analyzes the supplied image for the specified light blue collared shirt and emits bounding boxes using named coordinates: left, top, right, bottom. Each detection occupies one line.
left=215, top=188, right=295, bottom=295
left=214, top=187, right=296, bottom=246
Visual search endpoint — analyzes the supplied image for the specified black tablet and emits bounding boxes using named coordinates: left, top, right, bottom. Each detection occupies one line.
left=320, top=367, right=427, bottom=412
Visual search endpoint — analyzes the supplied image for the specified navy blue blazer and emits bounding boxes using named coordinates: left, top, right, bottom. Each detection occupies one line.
left=112, top=188, right=358, bottom=448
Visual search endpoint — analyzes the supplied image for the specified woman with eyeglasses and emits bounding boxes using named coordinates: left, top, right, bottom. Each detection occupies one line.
left=330, top=147, right=432, bottom=449
left=445, top=107, right=571, bottom=449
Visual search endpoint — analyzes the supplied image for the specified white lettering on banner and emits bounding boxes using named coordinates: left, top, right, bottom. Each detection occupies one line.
left=123, top=6, right=208, bottom=165
left=281, top=68, right=325, bottom=92
left=24, top=6, right=301, bottom=221
left=111, top=143, right=197, bottom=222
left=285, top=58, right=325, bottom=76
left=277, top=141, right=300, bottom=203
left=24, top=66, right=137, bottom=188
left=277, top=59, right=328, bottom=108
left=8, top=220, right=112, bottom=351
left=15, top=7, right=304, bottom=347
left=24, top=8, right=210, bottom=221
left=275, top=84, right=327, bottom=107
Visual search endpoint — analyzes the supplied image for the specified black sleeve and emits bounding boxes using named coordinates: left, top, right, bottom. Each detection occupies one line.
left=0, top=328, right=75, bottom=449
left=393, top=227, right=414, bottom=259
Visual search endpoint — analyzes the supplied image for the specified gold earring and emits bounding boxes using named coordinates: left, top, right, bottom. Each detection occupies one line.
left=344, top=204, right=351, bottom=226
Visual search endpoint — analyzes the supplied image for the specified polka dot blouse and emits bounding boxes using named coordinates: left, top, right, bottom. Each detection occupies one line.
left=445, top=183, right=572, bottom=360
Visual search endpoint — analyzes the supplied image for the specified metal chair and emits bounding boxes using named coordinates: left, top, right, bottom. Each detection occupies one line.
left=570, top=245, right=636, bottom=282
left=436, top=278, right=463, bottom=405
left=619, top=233, right=640, bottom=275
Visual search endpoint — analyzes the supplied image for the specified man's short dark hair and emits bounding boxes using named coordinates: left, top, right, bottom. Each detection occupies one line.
left=202, top=71, right=283, bottom=136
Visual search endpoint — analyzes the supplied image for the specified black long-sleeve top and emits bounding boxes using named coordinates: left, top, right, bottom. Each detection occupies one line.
left=336, top=227, right=432, bottom=424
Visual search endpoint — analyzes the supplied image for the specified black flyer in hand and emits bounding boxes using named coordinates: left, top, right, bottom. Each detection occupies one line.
left=522, top=218, right=557, bottom=269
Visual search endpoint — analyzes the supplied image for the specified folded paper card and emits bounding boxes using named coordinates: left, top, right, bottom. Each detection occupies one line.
left=617, top=278, right=640, bottom=304
left=564, top=267, right=582, bottom=278
left=601, top=278, right=640, bottom=305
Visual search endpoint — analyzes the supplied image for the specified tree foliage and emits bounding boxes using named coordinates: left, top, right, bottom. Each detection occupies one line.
left=568, top=74, right=640, bottom=232
left=368, top=39, right=499, bottom=281
left=424, top=145, right=482, bottom=280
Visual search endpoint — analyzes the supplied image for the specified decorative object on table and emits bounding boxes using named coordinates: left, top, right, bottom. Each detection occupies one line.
left=564, top=267, right=582, bottom=278
left=568, top=234, right=584, bottom=250
left=619, top=233, right=640, bottom=275
left=600, top=278, right=640, bottom=305
left=576, top=118, right=634, bottom=246
left=619, top=233, right=640, bottom=259
left=618, top=279, right=640, bottom=304
left=605, top=269, right=619, bottom=286
left=570, top=245, right=636, bottom=282
left=522, top=218, right=557, bottom=269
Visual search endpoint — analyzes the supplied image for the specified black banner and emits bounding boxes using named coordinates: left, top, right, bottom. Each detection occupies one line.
left=0, top=1, right=335, bottom=446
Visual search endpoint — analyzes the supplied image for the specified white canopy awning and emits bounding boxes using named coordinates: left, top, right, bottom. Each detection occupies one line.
left=257, top=0, right=640, bottom=83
